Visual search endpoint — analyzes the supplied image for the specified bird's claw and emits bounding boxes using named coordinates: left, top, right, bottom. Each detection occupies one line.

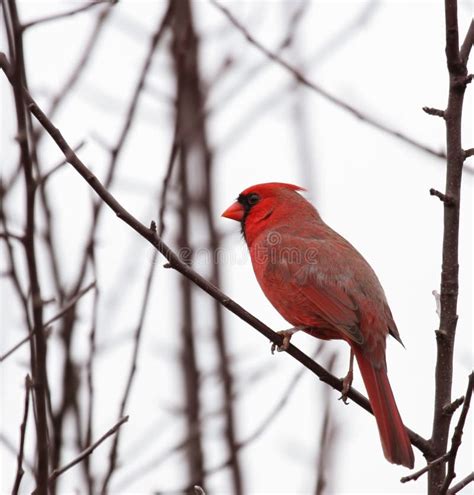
left=339, top=369, right=353, bottom=404
left=270, top=328, right=300, bottom=354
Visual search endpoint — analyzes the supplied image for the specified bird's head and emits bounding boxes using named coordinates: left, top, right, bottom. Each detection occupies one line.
left=222, top=182, right=309, bottom=244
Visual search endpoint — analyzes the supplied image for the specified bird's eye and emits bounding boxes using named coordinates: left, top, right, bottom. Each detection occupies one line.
left=247, top=193, right=260, bottom=205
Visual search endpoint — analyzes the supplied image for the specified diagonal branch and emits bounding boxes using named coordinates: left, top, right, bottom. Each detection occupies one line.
left=403, top=373, right=473, bottom=488
left=0, top=281, right=96, bottom=362
left=440, top=372, right=474, bottom=494
left=459, top=19, right=474, bottom=63
left=401, top=453, right=451, bottom=483
left=209, top=0, right=446, bottom=159
left=447, top=472, right=474, bottom=494
left=21, top=0, right=115, bottom=30
left=31, top=416, right=129, bottom=493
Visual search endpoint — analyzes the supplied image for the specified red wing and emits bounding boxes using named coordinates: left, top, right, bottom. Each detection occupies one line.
left=291, top=263, right=364, bottom=345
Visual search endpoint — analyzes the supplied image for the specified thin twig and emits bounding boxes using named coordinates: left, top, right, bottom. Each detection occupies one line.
left=0, top=433, right=35, bottom=474
left=11, top=375, right=31, bottom=495
left=22, top=0, right=115, bottom=30
left=439, top=372, right=474, bottom=494
left=38, top=141, right=86, bottom=186
left=34, top=0, right=114, bottom=142
left=45, top=282, right=96, bottom=327
left=33, top=416, right=129, bottom=492
left=213, top=0, right=380, bottom=155
left=0, top=281, right=95, bottom=362
left=0, top=231, right=24, bottom=243
left=430, top=188, right=456, bottom=206
left=443, top=396, right=464, bottom=416
left=156, top=123, right=179, bottom=238
left=459, top=19, right=474, bottom=63
left=423, top=106, right=446, bottom=118
left=0, top=196, right=32, bottom=332
left=210, top=0, right=446, bottom=159
left=314, top=353, right=338, bottom=495
left=84, top=259, right=100, bottom=494
left=403, top=373, right=474, bottom=488
left=401, top=453, right=451, bottom=483
left=447, top=472, right=474, bottom=494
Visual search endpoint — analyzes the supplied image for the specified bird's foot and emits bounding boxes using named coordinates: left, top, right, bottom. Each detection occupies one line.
left=339, top=349, right=355, bottom=404
left=339, top=369, right=353, bottom=404
left=271, top=327, right=302, bottom=354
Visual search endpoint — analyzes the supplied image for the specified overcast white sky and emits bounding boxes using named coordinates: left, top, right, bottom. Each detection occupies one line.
left=1, top=1, right=473, bottom=494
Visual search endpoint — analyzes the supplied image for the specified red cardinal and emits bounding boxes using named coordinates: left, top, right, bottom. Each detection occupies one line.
left=222, top=182, right=414, bottom=468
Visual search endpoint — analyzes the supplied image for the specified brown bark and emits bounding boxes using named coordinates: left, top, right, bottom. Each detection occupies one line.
left=428, top=1, right=473, bottom=492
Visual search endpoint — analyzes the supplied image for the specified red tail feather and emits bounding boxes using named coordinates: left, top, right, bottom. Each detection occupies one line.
left=354, top=349, right=414, bottom=468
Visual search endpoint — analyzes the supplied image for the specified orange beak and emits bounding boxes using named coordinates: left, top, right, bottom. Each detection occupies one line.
left=221, top=201, right=244, bottom=221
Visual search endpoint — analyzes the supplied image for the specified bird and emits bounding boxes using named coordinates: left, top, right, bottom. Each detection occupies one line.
left=221, top=182, right=414, bottom=468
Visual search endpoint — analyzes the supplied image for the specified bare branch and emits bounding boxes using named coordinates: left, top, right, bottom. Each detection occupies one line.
left=401, top=453, right=450, bottom=483
left=443, top=396, right=464, bottom=416
left=209, top=0, right=446, bottom=159
left=38, top=141, right=86, bottom=186
left=459, top=19, right=474, bottom=63
left=314, top=353, right=338, bottom=495
left=22, top=1, right=115, bottom=30
left=0, top=281, right=95, bottom=362
left=423, top=106, right=446, bottom=118
left=213, top=0, right=380, bottom=154
left=33, top=416, right=129, bottom=492
left=157, top=123, right=179, bottom=237
left=11, top=375, right=31, bottom=495
left=2, top=2, right=49, bottom=490
left=45, top=281, right=96, bottom=327
left=429, top=1, right=472, bottom=491
left=440, top=372, right=474, bottom=494
left=447, top=472, right=474, bottom=494
left=0, top=196, right=32, bottom=331
left=430, top=188, right=456, bottom=206
left=464, top=148, right=474, bottom=158
left=0, top=232, right=24, bottom=243
left=84, top=265, right=99, bottom=494
left=405, top=373, right=473, bottom=489
left=0, top=433, right=34, bottom=474
left=35, top=0, right=114, bottom=139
